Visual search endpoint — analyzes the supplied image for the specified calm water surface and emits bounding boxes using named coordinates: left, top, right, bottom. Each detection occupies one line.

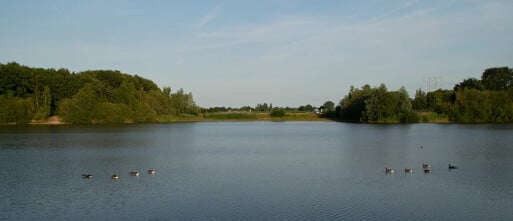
left=1, top=122, right=513, bottom=220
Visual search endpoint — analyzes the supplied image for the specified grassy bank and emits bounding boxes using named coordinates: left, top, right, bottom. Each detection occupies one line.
left=14, top=111, right=452, bottom=125
left=203, top=112, right=259, bottom=121
left=202, top=112, right=324, bottom=121
left=417, top=112, right=450, bottom=123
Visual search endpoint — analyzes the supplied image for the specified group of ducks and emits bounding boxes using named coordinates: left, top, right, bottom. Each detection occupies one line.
left=81, top=169, right=156, bottom=179
left=385, top=163, right=458, bottom=174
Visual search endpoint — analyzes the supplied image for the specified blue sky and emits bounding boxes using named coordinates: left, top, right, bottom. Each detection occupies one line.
left=1, top=0, right=512, bottom=107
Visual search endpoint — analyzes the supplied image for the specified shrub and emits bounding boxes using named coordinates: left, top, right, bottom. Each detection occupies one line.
left=270, top=109, right=286, bottom=117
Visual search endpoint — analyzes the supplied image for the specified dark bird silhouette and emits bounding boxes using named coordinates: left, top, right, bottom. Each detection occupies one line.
left=385, top=168, right=395, bottom=174
left=448, top=164, right=458, bottom=169
left=81, top=174, right=94, bottom=179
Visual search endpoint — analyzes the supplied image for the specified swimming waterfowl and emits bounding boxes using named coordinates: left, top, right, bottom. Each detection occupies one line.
left=448, top=164, right=458, bottom=169
left=385, top=168, right=395, bottom=174
left=148, top=169, right=156, bottom=174
left=129, top=171, right=140, bottom=176
left=111, top=175, right=119, bottom=179
left=424, top=168, right=432, bottom=173
left=422, top=163, right=431, bottom=169
left=404, top=168, right=413, bottom=173
left=81, top=174, right=94, bottom=179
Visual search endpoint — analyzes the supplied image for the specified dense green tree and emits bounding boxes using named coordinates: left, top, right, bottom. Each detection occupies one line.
left=396, top=87, right=412, bottom=116
left=338, top=84, right=415, bottom=123
left=1, top=62, right=199, bottom=124
left=339, top=85, right=374, bottom=121
left=59, top=83, right=102, bottom=123
left=426, top=89, right=454, bottom=114
left=452, top=89, right=513, bottom=123
left=365, top=84, right=389, bottom=121
left=0, top=95, right=34, bottom=123
left=323, top=101, right=335, bottom=112
left=298, top=104, right=315, bottom=112
left=454, top=78, right=484, bottom=91
left=112, top=81, right=137, bottom=109
left=270, top=108, right=286, bottom=117
left=481, top=67, right=513, bottom=91
left=32, top=86, right=52, bottom=120
left=255, top=103, right=270, bottom=112
left=95, top=102, right=133, bottom=123
left=239, top=106, right=253, bottom=111
left=412, top=89, right=427, bottom=111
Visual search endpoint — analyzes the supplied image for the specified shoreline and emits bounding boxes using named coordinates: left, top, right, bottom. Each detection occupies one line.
left=3, top=113, right=496, bottom=125
left=1, top=116, right=460, bottom=126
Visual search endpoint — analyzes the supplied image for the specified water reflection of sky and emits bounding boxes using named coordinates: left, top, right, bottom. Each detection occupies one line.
left=1, top=122, right=513, bottom=220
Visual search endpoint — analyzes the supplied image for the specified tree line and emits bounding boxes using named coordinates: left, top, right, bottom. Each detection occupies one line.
left=0, top=62, right=199, bottom=124
left=333, top=67, right=513, bottom=123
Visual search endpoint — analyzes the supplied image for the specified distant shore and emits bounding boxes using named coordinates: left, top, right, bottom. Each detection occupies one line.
left=2, top=112, right=454, bottom=125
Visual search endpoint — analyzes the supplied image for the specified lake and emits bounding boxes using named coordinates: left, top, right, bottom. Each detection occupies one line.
left=1, top=122, right=513, bottom=220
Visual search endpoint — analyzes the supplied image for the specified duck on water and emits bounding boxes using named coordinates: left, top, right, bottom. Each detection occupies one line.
left=448, top=164, right=458, bottom=169
left=81, top=174, right=94, bottom=179
left=385, top=168, right=395, bottom=174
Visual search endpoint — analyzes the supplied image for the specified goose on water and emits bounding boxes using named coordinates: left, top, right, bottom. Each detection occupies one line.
left=129, top=171, right=140, bottom=176
left=448, top=164, right=458, bottom=169
left=404, top=168, right=413, bottom=173
left=111, top=175, right=119, bottom=179
left=422, top=163, right=431, bottom=169
left=81, top=174, right=94, bottom=179
left=148, top=169, right=156, bottom=174
left=385, top=168, right=395, bottom=174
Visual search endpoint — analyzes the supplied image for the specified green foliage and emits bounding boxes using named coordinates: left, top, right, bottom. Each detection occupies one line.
left=204, top=112, right=258, bottom=120
left=322, top=101, right=335, bottom=112
left=32, top=86, right=52, bottom=121
left=364, top=84, right=389, bottom=121
left=418, top=112, right=448, bottom=123
left=481, top=67, right=513, bottom=91
left=133, top=101, right=158, bottom=122
left=452, top=89, right=513, bottom=123
left=298, top=104, right=315, bottom=112
left=400, top=111, right=419, bottom=123
left=454, top=78, right=484, bottom=91
left=425, top=89, right=454, bottom=114
left=59, top=84, right=101, bottom=124
left=1, top=62, right=198, bottom=124
left=412, top=89, right=427, bottom=111
left=335, top=67, right=513, bottom=123
left=95, top=102, right=133, bottom=123
left=255, top=103, right=271, bottom=112
left=339, top=84, right=413, bottom=123
left=270, top=108, right=286, bottom=117
left=0, top=95, right=34, bottom=124
left=339, top=85, right=374, bottom=121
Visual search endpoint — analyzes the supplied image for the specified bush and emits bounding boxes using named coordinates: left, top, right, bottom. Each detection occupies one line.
left=204, top=112, right=257, bottom=120
left=400, top=111, right=419, bottom=123
left=270, top=109, right=286, bottom=117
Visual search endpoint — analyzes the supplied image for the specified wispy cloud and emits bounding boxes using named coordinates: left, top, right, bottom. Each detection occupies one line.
left=196, top=4, right=221, bottom=28
left=364, top=0, right=421, bottom=25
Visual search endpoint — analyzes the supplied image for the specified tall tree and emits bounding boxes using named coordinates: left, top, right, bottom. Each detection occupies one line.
left=323, top=101, right=335, bottom=112
left=412, top=88, right=427, bottom=111
left=454, top=78, right=484, bottom=91
left=481, top=67, right=513, bottom=91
